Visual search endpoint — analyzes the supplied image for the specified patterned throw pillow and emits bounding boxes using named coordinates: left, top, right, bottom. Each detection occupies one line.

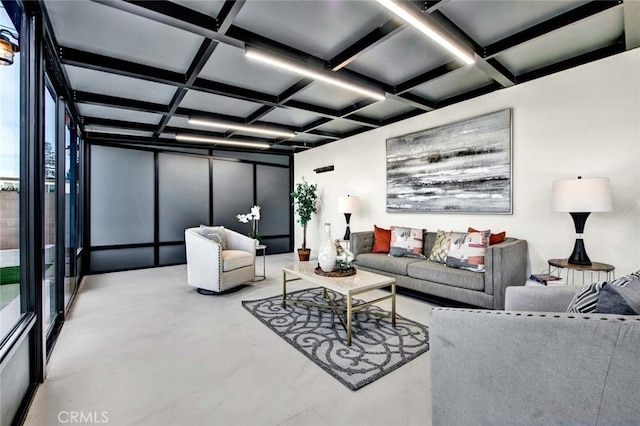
left=445, top=231, right=490, bottom=272
left=467, top=227, right=506, bottom=245
left=389, top=226, right=425, bottom=259
left=200, top=225, right=227, bottom=250
left=567, top=281, right=608, bottom=313
left=568, top=271, right=640, bottom=313
left=428, top=230, right=452, bottom=263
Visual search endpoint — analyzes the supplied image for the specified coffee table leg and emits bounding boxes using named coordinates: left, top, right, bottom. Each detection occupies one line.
left=391, top=282, right=396, bottom=327
left=282, top=270, right=287, bottom=307
left=347, top=294, right=353, bottom=346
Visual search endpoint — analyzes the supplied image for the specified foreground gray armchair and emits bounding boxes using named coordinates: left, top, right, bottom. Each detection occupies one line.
left=430, top=286, right=640, bottom=425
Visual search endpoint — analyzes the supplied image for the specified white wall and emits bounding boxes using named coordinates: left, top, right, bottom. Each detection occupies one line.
left=294, top=49, right=640, bottom=277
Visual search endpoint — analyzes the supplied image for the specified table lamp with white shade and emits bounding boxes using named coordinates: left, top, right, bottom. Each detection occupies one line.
left=551, top=176, right=612, bottom=266
left=338, top=195, right=359, bottom=240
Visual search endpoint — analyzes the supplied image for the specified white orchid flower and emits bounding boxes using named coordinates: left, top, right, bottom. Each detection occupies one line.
left=251, top=205, right=261, bottom=220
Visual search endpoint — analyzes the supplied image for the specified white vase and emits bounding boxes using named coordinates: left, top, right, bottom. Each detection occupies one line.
left=318, top=222, right=337, bottom=272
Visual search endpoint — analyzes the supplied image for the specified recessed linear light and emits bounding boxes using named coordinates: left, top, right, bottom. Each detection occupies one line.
left=375, top=0, right=475, bottom=65
left=245, top=47, right=386, bottom=101
left=175, top=134, right=270, bottom=149
left=188, top=118, right=296, bottom=138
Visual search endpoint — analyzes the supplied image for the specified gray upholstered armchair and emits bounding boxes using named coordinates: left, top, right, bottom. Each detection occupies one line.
left=185, top=227, right=256, bottom=294
left=430, top=286, right=640, bottom=425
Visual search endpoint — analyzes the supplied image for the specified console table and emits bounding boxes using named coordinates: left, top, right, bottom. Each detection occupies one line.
left=547, top=258, right=615, bottom=286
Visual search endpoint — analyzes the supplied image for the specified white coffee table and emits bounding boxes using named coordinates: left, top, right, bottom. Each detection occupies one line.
left=282, top=263, right=396, bottom=346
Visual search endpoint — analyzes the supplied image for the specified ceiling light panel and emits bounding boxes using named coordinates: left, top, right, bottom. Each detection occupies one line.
left=170, top=0, right=226, bottom=18
left=495, top=7, right=623, bottom=75
left=246, top=47, right=385, bottom=101
left=410, top=66, right=493, bottom=101
left=375, top=0, right=475, bottom=65
left=346, top=28, right=452, bottom=86
left=77, top=104, right=163, bottom=125
left=199, top=44, right=302, bottom=95
left=289, top=81, right=376, bottom=111
left=179, top=89, right=263, bottom=117
left=259, top=108, right=321, bottom=128
left=438, top=0, right=590, bottom=47
left=84, top=126, right=154, bottom=138
left=356, top=98, right=417, bottom=121
left=234, top=1, right=390, bottom=60
left=44, top=0, right=203, bottom=73
left=64, top=65, right=177, bottom=104
left=188, top=117, right=296, bottom=138
left=175, top=134, right=270, bottom=149
left=313, top=119, right=363, bottom=135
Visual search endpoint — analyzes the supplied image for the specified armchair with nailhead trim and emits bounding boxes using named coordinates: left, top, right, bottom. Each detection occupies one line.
left=185, top=227, right=256, bottom=295
left=429, top=286, right=640, bottom=425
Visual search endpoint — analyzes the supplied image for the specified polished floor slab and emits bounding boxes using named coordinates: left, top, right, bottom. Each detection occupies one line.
left=24, top=253, right=436, bottom=426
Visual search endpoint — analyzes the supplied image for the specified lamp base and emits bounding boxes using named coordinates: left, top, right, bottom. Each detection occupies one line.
left=568, top=238, right=592, bottom=266
left=343, top=213, right=351, bottom=241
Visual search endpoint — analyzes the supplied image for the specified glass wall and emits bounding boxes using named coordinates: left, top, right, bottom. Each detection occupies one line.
left=43, top=85, right=58, bottom=333
left=63, top=112, right=77, bottom=310
left=0, top=3, right=22, bottom=341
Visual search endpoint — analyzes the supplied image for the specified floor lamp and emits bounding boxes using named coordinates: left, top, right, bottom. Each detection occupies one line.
left=552, top=176, right=612, bottom=266
left=338, top=195, right=359, bottom=241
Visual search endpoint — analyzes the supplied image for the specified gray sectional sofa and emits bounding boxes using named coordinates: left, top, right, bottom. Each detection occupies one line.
left=350, top=231, right=528, bottom=309
left=430, top=286, right=640, bottom=424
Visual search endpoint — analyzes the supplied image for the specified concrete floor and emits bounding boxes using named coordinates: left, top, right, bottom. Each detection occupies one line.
left=24, top=253, right=436, bottom=426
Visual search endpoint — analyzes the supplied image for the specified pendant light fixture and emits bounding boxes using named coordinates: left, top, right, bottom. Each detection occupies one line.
left=0, top=29, right=20, bottom=66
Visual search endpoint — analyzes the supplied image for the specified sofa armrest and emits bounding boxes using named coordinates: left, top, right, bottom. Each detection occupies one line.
left=430, top=307, right=640, bottom=425
left=350, top=231, right=374, bottom=258
left=505, top=286, right=579, bottom=312
left=484, top=238, right=528, bottom=309
left=225, top=229, right=256, bottom=258
left=185, top=228, right=222, bottom=287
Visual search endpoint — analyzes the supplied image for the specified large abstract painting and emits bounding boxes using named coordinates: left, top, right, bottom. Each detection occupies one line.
left=386, top=109, right=512, bottom=214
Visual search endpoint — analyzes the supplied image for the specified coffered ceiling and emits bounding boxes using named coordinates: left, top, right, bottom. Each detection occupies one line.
left=41, top=0, right=639, bottom=154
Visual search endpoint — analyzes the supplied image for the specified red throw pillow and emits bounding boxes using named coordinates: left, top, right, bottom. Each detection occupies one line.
left=372, top=225, right=391, bottom=253
left=468, top=227, right=506, bottom=245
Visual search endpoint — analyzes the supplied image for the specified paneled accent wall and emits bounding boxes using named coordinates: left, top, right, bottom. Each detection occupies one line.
left=87, top=142, right=292, bottom=273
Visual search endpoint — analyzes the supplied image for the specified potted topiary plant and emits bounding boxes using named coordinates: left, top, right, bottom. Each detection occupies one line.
left=291, top=178, right=318, bottom=261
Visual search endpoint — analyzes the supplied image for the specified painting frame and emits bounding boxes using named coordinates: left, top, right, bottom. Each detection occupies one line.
left=386, top=109, right=513, bottom=214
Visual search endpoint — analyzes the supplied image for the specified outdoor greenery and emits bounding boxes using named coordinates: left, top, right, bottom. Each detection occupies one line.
left=291, top=178, right=318, bottom=250
left=0, top=266, right=19, bottom=285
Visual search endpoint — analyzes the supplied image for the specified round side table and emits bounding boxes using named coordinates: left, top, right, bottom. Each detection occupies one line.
left=547, top=258, right=615, bottom=286
left=254, top=244, right=267, bottom=281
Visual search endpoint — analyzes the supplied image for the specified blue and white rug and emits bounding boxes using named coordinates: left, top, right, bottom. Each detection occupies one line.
left=242, top=287, right=429, bottom=390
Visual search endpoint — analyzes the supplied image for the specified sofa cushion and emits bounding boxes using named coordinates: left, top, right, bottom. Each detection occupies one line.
left=595, top=280, right=640, bottom=314
left=372, top=225, right=391, bottom=253
left=221, top=250, right=253, bottom=272
left=407, top=260, right=485, bottom=291
left=355, top=253, right=421, bottom=276
left=428, top=230, right=452, bottom=263
left=446, top=230, right=490, bottom=272
left=594, top=271, right=640, bottom=315
left=389, top=226, right=426, bottom=259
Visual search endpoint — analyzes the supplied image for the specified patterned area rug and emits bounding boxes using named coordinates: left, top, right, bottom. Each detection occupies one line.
left=242, top=287, right=429, bottom=390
